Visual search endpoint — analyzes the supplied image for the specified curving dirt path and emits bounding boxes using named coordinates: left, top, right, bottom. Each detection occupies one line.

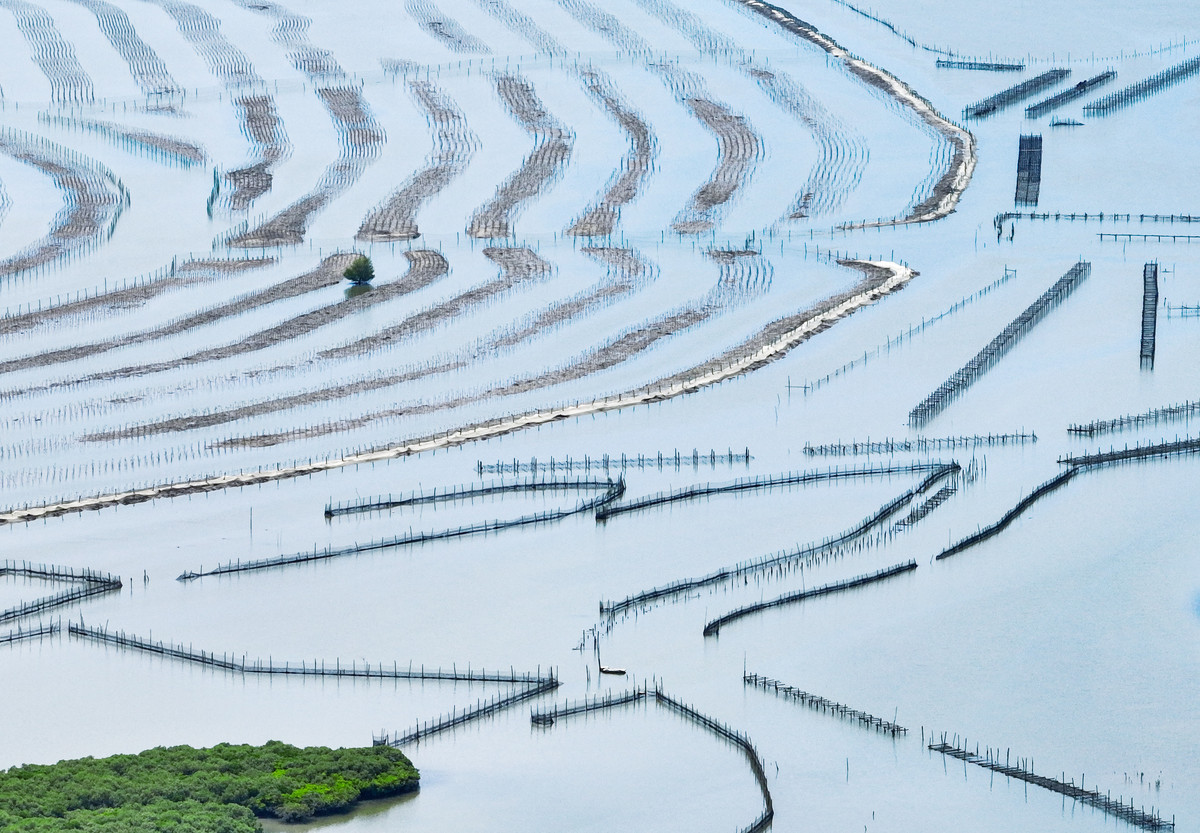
left=144, top=0, right=291, bottom=209
left=65, top=0, right=179, bottom=95
left=730, top=0, right=975, bottom=226
left=567, top=71, right=657, bottom=238
left=0, top=256, right=273, bottom=339
left=319, top=246, right=550, bottom=360
left=0, top=0, right=94, bottom=103
left=1, top=260, right=915, bottom=524
left=633, top=0, right=864, bottom=220
left=0, top=253, right=356, bottom=382
left=405, top=0, right=490, bottom=53
left=555, top=0, right=760, bottom=235
left=53, top=250, right=443, bottom=386
left=227, top=0, right=384, bottom=246
left=466, top=74, right=573, bottom=239
left=357, top=80, right=477, bottom=242
left=0, top=130, right=127, bottom=279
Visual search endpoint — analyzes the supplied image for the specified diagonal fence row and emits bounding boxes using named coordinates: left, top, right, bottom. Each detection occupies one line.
left=703, top=561, right=917, bottom=636
left=909, top=262, right=1090, bottom=427
left=600, top=464, right=957, bottom=616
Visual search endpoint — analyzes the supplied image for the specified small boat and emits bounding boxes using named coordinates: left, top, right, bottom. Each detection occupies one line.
left=1050, top=117, right=1084, bottom=127
left=596, top=646, right=626, bottom=675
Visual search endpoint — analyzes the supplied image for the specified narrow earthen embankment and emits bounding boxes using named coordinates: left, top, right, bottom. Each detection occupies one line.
left=732, top=0, right=975, bottom=226
left=0, top=261, right=913, bottom=525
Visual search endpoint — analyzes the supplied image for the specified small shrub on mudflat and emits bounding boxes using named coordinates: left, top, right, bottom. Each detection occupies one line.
left=343, top=255, right=375, bottom=283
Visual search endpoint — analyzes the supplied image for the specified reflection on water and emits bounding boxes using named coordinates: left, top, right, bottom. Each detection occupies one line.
left=259, top=791, right=419, bottom=832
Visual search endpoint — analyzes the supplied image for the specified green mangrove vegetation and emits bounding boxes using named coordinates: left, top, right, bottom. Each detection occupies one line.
left=0, top=741, right=419, bottom=832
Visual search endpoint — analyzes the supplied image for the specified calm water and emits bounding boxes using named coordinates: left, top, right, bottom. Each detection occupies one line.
left=2, top=0, right=1199, bottom=831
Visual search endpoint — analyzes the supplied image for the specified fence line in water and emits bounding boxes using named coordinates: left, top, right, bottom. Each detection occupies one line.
left=804, top=432, right=1035, bottom=456
left=325, top=476, right=619, bottom=518
left=1068, top=400, right=1200, bottom=437
left=909, top=262, right=1090, bottom=427
left=596, top=461, right=950, bottom=521
left=0, top=620, right=60, bottom=645
left=939, top=58, right=1023, bottom=72
left=936, top=469, right=1076, bottom=561
left=68, top=622, right=556, bottom=684
left=998, top=211, right=1200, bottom=225
left=530, top=684, right=772, bottom=833
left=703, top=561, right=918, bottom=636
left=0, top=562, right=122, bottom=625
left=964, top=69, right=1068, bottom=118
left=1014, top=133, right=1042, bottom=205
left=745, top=672, right=907, bottom=735
left=377, top=677, right=561, bottom=747
left=1058, top=435, right=1200, bottom=468
left=178, top=479, right=625, bottom=580
left=1025, top=70, right=1116, bottom=118
left=476, top=448, right=752, bottom=475
left=1100, top=232, right=1200, bottom=243
left=1085, top=53, right=1200, bottom=115
left=929, top=737, right=1173, bottom=830
left=600, top=464, right=956, bottom=616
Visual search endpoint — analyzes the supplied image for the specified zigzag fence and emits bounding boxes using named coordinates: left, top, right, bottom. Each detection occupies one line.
left=1068, top=400, right=1200, bottom=437
left=929, top=737, right=1173, bottom=830
left=68, top=622, right=554, bottom=684
left=1058, top=436, right=1200, bottom=468
left=596, top=462, right=949, bottom=522
left=964, top=69, right=1069, bottom=118
left=530, top=685, right=772, bottom=833
left=0, top=562, right=122, bottom=624
left=745, top=672, right=906, bottom=735
left=600, top=464, right=957, bottom=616
left=703, top=561, right=917, bottom=636
left=179, top=480, right=625, bottom=580
left=909, top=263, right=1090, bottom=426
left=326, top=477, right=620, bottom=518
left=935, top=469, right=1077, bottom=560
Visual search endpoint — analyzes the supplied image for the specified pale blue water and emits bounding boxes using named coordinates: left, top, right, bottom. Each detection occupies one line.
left=1, top=0, right=1199, bottom=831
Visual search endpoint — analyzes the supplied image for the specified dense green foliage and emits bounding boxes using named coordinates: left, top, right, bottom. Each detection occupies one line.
left=0, top=741, right=418, bottom=831
left=342, top=255, right=375, bottom=284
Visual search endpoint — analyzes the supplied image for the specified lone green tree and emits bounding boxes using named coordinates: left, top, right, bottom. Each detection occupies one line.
left=343, top=255, right=375, bottom=284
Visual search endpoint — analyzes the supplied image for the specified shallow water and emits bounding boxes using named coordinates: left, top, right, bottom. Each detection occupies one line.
left=2, top=0, right=1199, bottom=831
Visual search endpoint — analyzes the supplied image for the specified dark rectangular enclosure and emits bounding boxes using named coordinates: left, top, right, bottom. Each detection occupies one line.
left=1014, top=134, right=1043, bottom=206
left=1141, top=261, right=1159, bottom=367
